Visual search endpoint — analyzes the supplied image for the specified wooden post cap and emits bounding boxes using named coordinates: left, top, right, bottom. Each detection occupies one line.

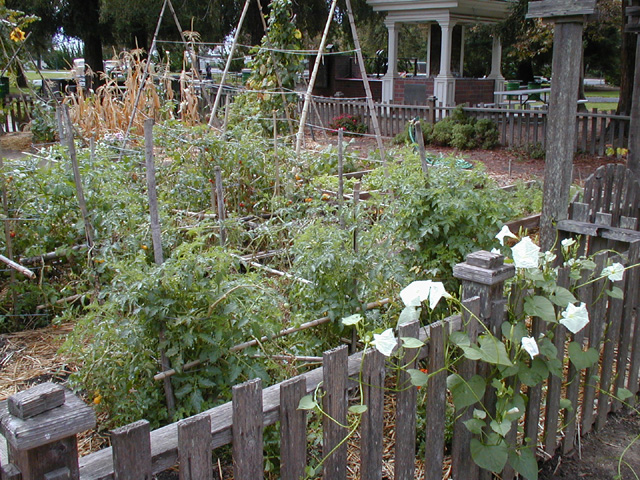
left=8, top=382, right=65, bottom=419
left=452, top=250, right=515, bottom=285
left=0, top=389, right=96, bottom=451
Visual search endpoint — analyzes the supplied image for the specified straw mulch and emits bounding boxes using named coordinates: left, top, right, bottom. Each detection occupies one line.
left=0, top=132, right=32, bottom=152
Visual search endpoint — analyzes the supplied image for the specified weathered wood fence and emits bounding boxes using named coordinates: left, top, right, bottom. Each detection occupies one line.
left=0, top=94, right=34, bottom=134
left=306, top=97, right=630, bottom=155
left=1, top=201, right=639, bottom=479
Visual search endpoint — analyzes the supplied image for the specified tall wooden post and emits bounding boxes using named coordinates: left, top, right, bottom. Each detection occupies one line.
left=626, top=7, right=640, bottom=178
left=527, top=0, right=596, bottom=250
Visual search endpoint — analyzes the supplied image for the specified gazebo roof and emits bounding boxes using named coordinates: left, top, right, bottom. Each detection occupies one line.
left=366, top=0, right=513, bottom=24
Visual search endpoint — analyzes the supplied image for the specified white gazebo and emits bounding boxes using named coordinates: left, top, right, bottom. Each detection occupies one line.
left=366, top=0, right=513, bottom=106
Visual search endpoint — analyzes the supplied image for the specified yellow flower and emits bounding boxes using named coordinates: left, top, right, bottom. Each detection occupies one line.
left=9, top=27, right=26, bottom=43
left=294, top=29, right=302, bottom=39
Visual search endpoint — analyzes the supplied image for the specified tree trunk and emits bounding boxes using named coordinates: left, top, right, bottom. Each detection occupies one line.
left=619, top=0, right=639, bottom=115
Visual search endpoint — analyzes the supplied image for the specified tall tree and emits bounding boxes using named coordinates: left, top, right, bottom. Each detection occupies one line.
left=619, top=0, right=639, bottom=115
left=59, top=0, right=105, bottom=87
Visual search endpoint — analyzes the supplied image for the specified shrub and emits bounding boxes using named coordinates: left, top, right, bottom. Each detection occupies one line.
left=450, top=124, right=477, bottom=150
left=328, top=114, right=368, bottom=135
left=430, top=118, right=456, bottom=146
left=474, top=118, right=500, bottom=149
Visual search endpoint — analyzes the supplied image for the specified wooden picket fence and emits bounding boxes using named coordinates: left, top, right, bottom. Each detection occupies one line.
left=0, top=94, right=34, bottom=133
left=305, top=97, right=630, bottom=156
left=1, top=203, right=639, bottom=479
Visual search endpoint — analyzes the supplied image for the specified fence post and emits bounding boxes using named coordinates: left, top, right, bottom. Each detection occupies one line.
left=453, top=251, right=515, bottom=479
left=0, top=383, right=96, bottom=480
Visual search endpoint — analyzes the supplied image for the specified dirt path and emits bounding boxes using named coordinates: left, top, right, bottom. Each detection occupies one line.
left=539, top=412, right=640, bottom=479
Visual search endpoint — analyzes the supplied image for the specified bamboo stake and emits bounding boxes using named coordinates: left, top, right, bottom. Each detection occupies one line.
left=415, top=120, right=429, bottom=179
left=273, top=111, right=280, bottom=196
left=214, top=166, right=227, bottom=246
left=0, top=254, right=35, bottom=279
left=295, top=0, right=339, bottom=156
left=344, top=0, right=387, bottom=163
left=153, top=298, right=391, bottom=381
left=144, top=119, right=164, bottom=265
left=118, top=0, right=169, bottom=161
left=62, top=106, right=94, bottom=248
left=166, top=0, right=201, bottom=83
left=338, top=128, right=345, bottom=228
left=208, top=0, right=251, bottom=126
left=144, top=119, right=176, bottom=415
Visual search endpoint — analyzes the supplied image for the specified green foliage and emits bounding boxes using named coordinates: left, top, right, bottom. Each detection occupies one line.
left=368, top=155, right=515, bottom=287
left=30, top=100, right=57, bottom=143
left=429, top=107, right=499, bottom=150
left=63, top=243, right=286, bottom=426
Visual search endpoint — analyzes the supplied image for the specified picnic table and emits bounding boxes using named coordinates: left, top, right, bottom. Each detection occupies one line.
left=494, top=87, right=551, bottom=107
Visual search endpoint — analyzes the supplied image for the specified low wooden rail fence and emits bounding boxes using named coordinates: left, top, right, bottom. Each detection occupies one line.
left=1, top=232, right=639, bottom=479
left=304, top=97, right=629, bottom=156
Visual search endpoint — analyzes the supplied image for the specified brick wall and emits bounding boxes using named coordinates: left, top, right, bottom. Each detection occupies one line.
left=454, top=79, right=495, bottom=106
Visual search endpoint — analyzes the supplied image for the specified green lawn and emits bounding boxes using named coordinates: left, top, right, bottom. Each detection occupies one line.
left=584, top=102, right=618, bottom=112
left=584, top=89, right=620, bottom=98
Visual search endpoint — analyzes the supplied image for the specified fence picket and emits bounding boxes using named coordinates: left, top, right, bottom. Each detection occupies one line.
left=322, top=345, right=348, bottom=480
left=543, top=267, right=570, bottom=455
left=111, top=420, right=152, bottom=480
left=178, top=415, right=212, bottom=480
left=361, top=349, right=385, bottom=480
left=451, top=297, right=481, bottom=480
left=232, top=378, right=263, bottom=480
left=280, top=376, right=307, bottom=480
left=395, top=320, right=420, bottom=480
left=424, top=322, right=446, bottom=480
left=581, top=252, right=609, bottom=434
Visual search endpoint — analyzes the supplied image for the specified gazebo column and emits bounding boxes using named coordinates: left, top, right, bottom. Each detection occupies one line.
left=382, top=20, right=399, bottom=103
left=434, top=19, right=456, bottom=106
left=459, top=25, right=465, bottom=76
left=488, top=35, right=505, bottom=94
left=426, top=23, right=432, bottom=77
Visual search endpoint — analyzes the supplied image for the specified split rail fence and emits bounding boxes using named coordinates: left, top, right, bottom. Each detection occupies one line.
left=306, top=97, right=629, bottom=156
left=1, top=194, right=639, bottom=479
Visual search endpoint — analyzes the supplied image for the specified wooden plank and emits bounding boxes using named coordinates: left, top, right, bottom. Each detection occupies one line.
left=322, top=345, right=348, bottom=480
left=280, top=377, right=307, bottom=480
left=178, top=416, right=212, bottom=480
left=596, top=274, right=625, bottom=429
left=581, top=253, right=608, bottom=433
left=562, top=267, right=592, bottom=454
left=424, top=322, right=446, bottom=480
left=613, top=241, right=640, bottom=411
left=394, top=320, right=419, bottom=480
left=543, top=268, right=569, bottom=455
left=1, top=463, right=22, bottom=480
left=524, top=315, right=545, bottom=451
left=360, top=349, right=385, bottom=480
left=451, top=297, right=481, bottom=480
left=232, top=378, right=263, bottom=480
left=8, top=383, right=65, bottom=420
left=111, top=420, right=152, bottom=480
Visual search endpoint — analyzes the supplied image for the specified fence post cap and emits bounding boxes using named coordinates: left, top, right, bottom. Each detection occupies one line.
left=0, top=386, right=96, bottom=451
left=453, top=250, right=515, bottom=285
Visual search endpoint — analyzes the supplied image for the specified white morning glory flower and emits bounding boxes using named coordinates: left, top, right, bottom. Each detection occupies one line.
left=543, top=251, right=557, bottom=264
left=511, top=237, right=540, bottom=269
left=521, top=336, right=539, bottom=358
left=602, top=263, right=624, bottom=282
left=561, top=238, right=576, bottom=248
left=506, top=407, right=520, bottom=415
left=400, top=280, right=451, bottom=310
left=371, top=328, right=397, bottom=357
left=560, top=302, right=590, bottom=334
left=491, top=248, right=502, bottom=254
left=496, top=225, right=517, bottom=246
